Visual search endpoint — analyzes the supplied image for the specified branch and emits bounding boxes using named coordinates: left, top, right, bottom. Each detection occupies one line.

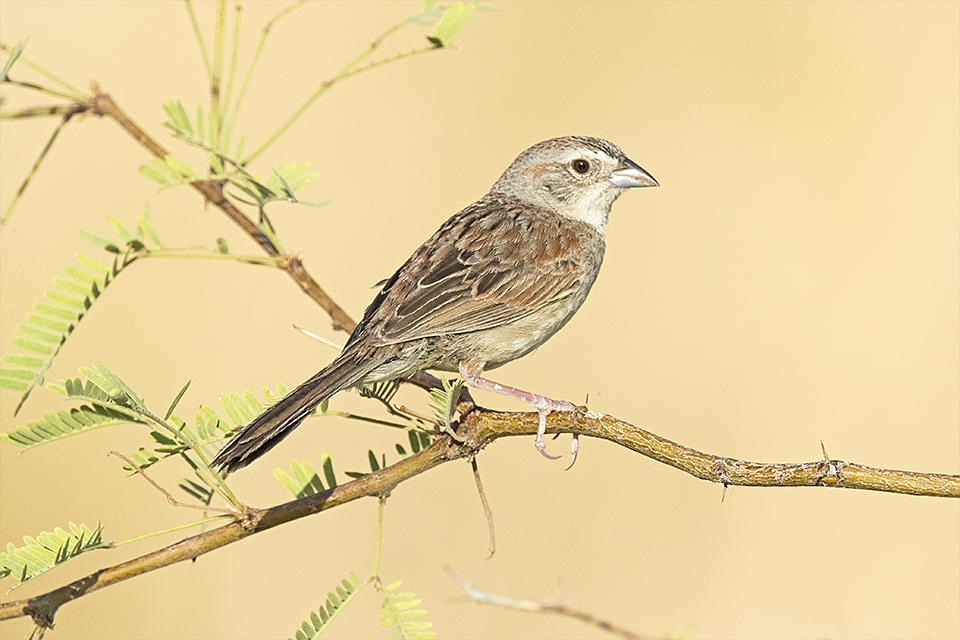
left=86, top=87, right=357, bottom=333
left=3, top=407, right=956, bottom=627
left=466, top=408, right=960, bottom=498
left=445, top=566, right=650, bottom=640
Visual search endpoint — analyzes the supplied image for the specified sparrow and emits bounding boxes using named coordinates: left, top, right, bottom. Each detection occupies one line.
left=212, top=136, right=657, bottom=473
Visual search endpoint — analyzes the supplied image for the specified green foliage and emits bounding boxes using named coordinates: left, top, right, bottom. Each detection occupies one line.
left=162, top=100, right=245, bottom=163
left=0, top=37, right=28, bottom=83
left=125, top=384, right=289, bottom=473
left=0, top=3, right=483, bottom=635
left=179, top=473, right=215, bottom=506
left=275, top=456, right=339, bottom=499
left=0, top=210, right=162, bottom=415
left=378, top=579, right=436, bottom=640
left=428, top=1, right=476, bottom=47
left=0, top=522, right=106, bottom=590
left=340, top=420, right=432, bottom=480
left=344, top=449, right=387, bottom=479
left=0, top=375, right=152, bottom=449
left=357, top=379, right=402, bottom=408
left=428, top=376, right=464, bottom=435
left=0, top=401, right=144, bottom=450
left=289, top=573, right=366, bottom=640
left=396, top=429, right=433, bottom=459
left=230, top=161, right=328, bottom=237
left=148, top=100, right=327, bottom=216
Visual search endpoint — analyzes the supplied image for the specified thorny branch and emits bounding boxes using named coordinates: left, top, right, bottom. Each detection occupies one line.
left=2, top=406, right=958, bottom=626
left=1, top=87, right=957, bottom=631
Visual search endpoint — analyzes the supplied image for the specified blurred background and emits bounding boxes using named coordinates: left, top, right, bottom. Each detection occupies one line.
left=1, top=2, right=957, bottom=638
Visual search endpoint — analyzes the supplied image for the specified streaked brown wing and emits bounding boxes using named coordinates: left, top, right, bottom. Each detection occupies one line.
left=359, top=198, right=593, bottom=347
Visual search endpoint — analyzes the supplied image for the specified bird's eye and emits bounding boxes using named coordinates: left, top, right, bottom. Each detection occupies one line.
left=572, top=159, right=590, bottom=174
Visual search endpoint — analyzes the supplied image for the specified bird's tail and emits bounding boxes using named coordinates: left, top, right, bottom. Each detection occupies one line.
left=211, top=349, right=378, bottom=474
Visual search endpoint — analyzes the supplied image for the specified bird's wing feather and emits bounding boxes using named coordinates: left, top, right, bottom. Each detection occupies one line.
left=354, top=199, right=597, bottom=347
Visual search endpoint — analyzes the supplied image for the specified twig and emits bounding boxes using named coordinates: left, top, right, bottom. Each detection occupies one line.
left=445, top=566, right=650, bottom=640
left=291, top=323, right=344, bottom=351
left=470, top=457, right=496, bottom=559
left=107, top=451, right=233, bottom=514
left=86, top=87, right=357, bottom=333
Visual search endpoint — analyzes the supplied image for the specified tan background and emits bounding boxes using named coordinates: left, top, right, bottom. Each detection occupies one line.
left=1, top=1, right=957, bottom=638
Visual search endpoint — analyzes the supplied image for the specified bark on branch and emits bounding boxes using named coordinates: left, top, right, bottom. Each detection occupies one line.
left=2, top=409, right=956, bottom=627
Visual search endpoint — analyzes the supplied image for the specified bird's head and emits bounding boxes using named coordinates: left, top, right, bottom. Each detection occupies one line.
left=491, top=136, right=658, bottom=229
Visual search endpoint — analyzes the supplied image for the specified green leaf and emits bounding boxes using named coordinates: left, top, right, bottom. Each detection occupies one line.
left=209, top=152, right=224, bottom=175
left=0, top=37, right=28, bottom=84
left=11, top=337, right=54, bottom=355
left=178, top=477, right=214, bottom=505
left=428, top=376, right=463, bottom=432
left=43, top=291, right=85, bottom=308
left=274, top=460, right=326, bottom=499
left=195, top=105, right=205, bottom=145
left=162, top=100, right=193, bottom=136
left=164, top=380, right=191, bottom=420
left=1, top=237, right=136, bottom=415
left=163, top=155, right=197, bottom=180
left=0, top=522, right=105, bottom=590
left=138, top=163, right=169, bottom=185
left=429, top=1, right=475, bottom=46
left=377, top=579, right=436, bottom=639
left=321, top=453, right=337, bottom=489
left=17, top=324, right=61, bottom=344
left=74, top=252, right=111, bottom=274
left=287, top=573, right=364, bottom=640
left=51, top=277, right=91, bottom=297
left=33, top=303, right=76, bottom=321
left=136, top=205, right=163, bottom=247
left=78, top=361, right=148, bottom=413
left=107, top=217, right=137, bottom=244
left=79, top=230, right=120, bottom=253
left=1, top=355, right=45, bottom=368
left=266, top=162, right=319, bottom=196
left=0, top=376, right=29, bottom=392
left=26, top=314, right=70, bottom=334
left=0, top=395, right=145, bottom=450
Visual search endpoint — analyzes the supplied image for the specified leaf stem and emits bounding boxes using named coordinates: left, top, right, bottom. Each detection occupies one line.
left=0, top=44, right=85, bottom=99
left=210, top=0, right=225, bottom=146
left=242, top=14, right=448, bottom=164
left=110, top=515, right=233, bottom=548
left=183, top=0, right=213, bottom=79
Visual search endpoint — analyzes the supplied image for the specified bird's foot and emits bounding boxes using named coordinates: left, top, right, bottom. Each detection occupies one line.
left=458, top=364, right=582, bottom=465
left=533, top=398, right=576, bottom=460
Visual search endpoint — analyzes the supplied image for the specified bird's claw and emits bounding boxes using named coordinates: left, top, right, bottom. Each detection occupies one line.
left=535, top=408, right=563, bottom=459
left=564, top=434, right=580, bottom=471
left=535, top=402, right=581, bottom=461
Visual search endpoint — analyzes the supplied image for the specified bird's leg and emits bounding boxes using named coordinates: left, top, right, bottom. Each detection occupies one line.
left=458, top=364, right=576, bottom=460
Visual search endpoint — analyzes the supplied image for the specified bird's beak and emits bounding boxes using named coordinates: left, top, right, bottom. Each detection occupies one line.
left=608, top=157, right=658, bottom=188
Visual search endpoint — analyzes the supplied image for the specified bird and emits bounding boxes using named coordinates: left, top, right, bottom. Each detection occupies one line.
left=212, top=136, right=657, bottom=473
